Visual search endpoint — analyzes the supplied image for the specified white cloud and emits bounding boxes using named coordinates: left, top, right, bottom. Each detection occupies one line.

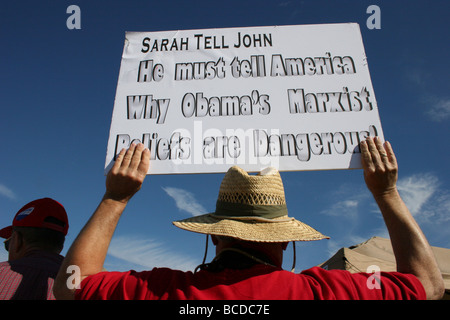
left=320, top=184, right=370, bottom=220
left=0, top=184, right=17, bottom=200
left=426, top=97, right=450, bottom=122
left=278, top=1, right=293, bottom=7
left=107, top=235, right=198, bottom=272
left=162, top=187, right=207, bottom=216
left=320, top=199, right=359, bottom=219
left=319, top=172, right=449, bottom=248
left=104, top=187, right=208, bottom=272
left=397, top=173, right=439, bottom=217
left=394, top=173, right=450, bottom=246
left=406, top=68, right=430, bottom=86
left=428, top=192, right=450, bottom=223
left=404, top=66, right=450, bottom=123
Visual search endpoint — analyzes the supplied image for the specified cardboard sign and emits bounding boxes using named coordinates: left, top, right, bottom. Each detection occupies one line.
left=105, top=23, right=383, bottom=174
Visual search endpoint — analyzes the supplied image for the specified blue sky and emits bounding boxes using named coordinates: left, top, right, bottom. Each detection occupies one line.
left=0, top=0, right=449, bottom=273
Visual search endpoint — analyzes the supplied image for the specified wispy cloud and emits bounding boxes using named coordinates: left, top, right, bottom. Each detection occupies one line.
left=319, top=172, right=449, bottom=249
left=397, top=173, right=450, bottom=246
left=321, top=199, right=359, bottom=219
left=397, top=173, right=439, bottom=217
left=320, top=183, right=369, bottom=219
left=404, top=65, right=450, bottom=122
left=162, top=187, right=207, bottom=216
left=318, top=184, right=374, bottom=254
left=426, top=97, right=450, bottom=122
left=398, top=173, right=450, bottom=226
left=0, top=184, right=17, bottom=200
left=107, top=235, right=198, bottom=272
left=406, top=68, right=429, bottom=86
left=278, top=1, right=293, bottom=7
left=104, top=188, right=209, bottom=272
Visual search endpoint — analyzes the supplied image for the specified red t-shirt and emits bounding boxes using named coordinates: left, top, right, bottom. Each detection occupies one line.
left=75, top=265, right=426, bottom=300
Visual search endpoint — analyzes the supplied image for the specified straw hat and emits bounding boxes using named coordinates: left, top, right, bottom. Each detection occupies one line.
left=173, top=166, right=329, bottom=242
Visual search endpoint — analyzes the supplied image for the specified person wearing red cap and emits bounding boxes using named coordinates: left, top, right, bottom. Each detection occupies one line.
left=0, top=198, right=69, bottom=300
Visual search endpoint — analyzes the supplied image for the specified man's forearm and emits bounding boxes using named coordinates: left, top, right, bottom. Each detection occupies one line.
left=54, top=144, right=150, bottom=300
left=54, top=196, right=127, bottom=299
left=374, top=188, right=444, bottom=299
left=67, top=197, right=126, bottom=277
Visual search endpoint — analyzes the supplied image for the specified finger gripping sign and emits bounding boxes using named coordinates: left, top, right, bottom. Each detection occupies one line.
left=105, top=23, right=384, bottom=174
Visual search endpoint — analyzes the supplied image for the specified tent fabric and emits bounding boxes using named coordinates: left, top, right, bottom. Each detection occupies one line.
left=318, top=236, right=450, bottom=300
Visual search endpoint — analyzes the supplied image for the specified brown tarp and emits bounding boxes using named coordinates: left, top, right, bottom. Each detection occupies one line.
left=318, top=236, right=450, bottom=300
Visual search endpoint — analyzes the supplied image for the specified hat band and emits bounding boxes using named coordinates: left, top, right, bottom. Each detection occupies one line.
left=213, top=200, right=288, bottom=219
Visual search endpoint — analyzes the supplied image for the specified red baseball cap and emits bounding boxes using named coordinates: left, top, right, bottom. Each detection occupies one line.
left=0, top=198, right=69, bottom=239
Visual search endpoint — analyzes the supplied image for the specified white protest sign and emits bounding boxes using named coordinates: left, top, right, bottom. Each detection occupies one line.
left=105, top=23, right=383, bottom=174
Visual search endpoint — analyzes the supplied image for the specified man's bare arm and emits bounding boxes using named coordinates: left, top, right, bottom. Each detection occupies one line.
left=54, top=143, right=150, bottom=300
left=361, top=137, right=444, bottom=300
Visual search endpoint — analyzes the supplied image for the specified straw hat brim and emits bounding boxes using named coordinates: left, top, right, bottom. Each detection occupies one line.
left=173, top=213, right=329, bottom=242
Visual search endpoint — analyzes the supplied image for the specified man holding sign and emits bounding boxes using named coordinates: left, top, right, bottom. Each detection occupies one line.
left=54, top=24, right=443, bottom=300
left=54, top=137, right=444, bottom=300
